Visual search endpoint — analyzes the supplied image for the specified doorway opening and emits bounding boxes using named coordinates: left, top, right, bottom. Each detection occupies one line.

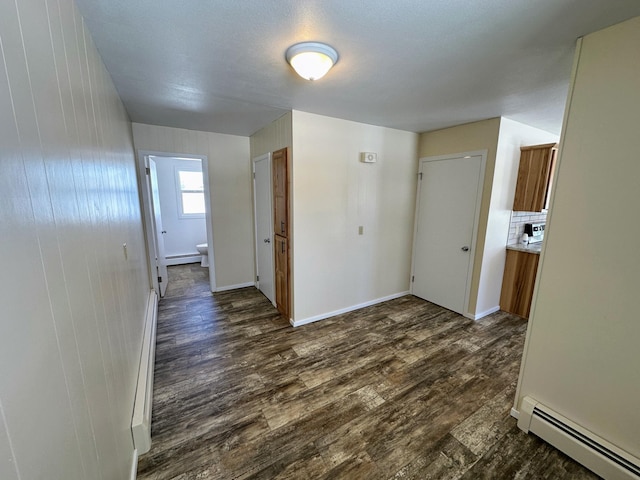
left=137, top=151, right=216, bottom=297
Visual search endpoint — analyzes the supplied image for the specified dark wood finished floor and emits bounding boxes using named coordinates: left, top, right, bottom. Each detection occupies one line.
left=137, top=264, right=600, bottom=480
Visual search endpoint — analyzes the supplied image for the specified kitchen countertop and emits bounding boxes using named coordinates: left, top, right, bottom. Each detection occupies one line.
left=506, top=242, right=542, bottom=254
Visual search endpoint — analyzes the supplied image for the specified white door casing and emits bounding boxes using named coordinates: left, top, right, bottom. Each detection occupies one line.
left=137, top=150, right=216, bottom=295
left=253, top=153, right=275, bottom=305
left=148, top=157, right=169, bottom=297
left=411, top=152, right=486, bottom=316
left=200, top=157, right=216, bottom=293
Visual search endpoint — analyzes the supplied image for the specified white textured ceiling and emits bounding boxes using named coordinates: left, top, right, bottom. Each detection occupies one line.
left=76, top=0, right=640, bottom=136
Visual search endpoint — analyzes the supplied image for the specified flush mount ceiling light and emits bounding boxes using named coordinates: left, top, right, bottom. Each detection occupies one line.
left=285, top=42, right=338, bottom=81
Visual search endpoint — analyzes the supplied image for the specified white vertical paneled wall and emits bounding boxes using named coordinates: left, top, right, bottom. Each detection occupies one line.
left=0, top=0, right=149, bottom=478
left=250, top=111, right=293, bottom=159
left=132, top=123, right=253, bottom=288
left=0, top=402, right=18, bottom=480
left=291, top=111, right=418, bottom=322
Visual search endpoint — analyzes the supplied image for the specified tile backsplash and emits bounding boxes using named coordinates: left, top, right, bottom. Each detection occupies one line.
left=508, top=211, right=548, bottom=244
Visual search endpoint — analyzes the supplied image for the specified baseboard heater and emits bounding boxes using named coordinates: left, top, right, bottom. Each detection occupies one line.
left=518, top=397, right=640, bottom=480
left=131, top=290, right=158, bottom=455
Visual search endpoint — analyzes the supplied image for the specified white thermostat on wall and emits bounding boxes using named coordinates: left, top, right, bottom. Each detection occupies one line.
left=360, top=152, right=377, bottom=163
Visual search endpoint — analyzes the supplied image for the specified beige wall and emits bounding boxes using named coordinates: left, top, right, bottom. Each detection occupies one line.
left=419, top=118, right=501, bottom=315
left=516, top=16, right=640, bottom=459
left=132, top=123, right=253, bottom=288
left=250, top=111, right=292, bottom=159
left=292, top=111, right=418, bottom=322
left=0, top=0, right=149, bottom=478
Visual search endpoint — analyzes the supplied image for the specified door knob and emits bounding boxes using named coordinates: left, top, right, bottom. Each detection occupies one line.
left=264, top=238, right=271, bottom=243
left=461, top=246, right=469, bottom=252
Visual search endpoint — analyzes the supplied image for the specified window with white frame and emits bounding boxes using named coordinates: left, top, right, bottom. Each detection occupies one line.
left=176, top=168, right=205, bottom=217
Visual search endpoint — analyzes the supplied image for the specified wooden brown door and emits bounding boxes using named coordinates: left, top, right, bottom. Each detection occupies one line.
left=274, top=234, right=289, bottom=317
left=272, top=148, right=290, bottom=318
left=273, top=148, right=288, bottom=237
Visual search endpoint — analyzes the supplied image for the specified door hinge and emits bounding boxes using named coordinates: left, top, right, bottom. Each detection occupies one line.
left=411, top=275, right=415, bottom=282
left=146, top=167, right=150, bottom=175
left=253, top=172, right=256, bottom=179
left=158, top=276, right=162, bottom=283
left=418, top=172, right=423, bottom=180
left=256, top=275, right=259, bottom=281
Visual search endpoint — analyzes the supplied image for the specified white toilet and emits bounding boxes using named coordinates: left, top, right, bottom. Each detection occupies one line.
left=196, top=243, right=209, bottom=267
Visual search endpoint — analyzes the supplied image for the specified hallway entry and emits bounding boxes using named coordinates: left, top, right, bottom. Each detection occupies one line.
left=138, top=151, right=216, bottom=296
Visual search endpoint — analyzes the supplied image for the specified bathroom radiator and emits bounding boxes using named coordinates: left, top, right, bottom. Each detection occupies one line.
left=132, top=290, right=158, bottom=455
left=518, top=397, right=640, bottom=480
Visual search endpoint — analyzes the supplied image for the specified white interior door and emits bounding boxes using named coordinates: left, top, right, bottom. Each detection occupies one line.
left=148, top=157, right=168, bottom=297
left=412, top=154, right=483, bottom=314
left=253, top=154, right=275, bottom=304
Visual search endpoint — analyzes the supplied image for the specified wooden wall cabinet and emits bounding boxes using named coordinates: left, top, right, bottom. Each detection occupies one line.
left=500, top=249, right=539, bottom=318
left=272, top=148, right=290, bottom=318
left=513, top=143, right=558, bottom=212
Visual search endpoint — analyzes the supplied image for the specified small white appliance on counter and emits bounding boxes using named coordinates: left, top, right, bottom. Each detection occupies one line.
left=524, top=222, right=545, bottom=244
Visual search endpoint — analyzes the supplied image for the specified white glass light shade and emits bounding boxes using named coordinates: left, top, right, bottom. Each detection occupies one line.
left=286, top=42, right=338, bottom=81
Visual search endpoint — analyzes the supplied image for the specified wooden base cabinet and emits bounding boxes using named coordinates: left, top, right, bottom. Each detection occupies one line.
left=500, top=250, right=539, bottom=318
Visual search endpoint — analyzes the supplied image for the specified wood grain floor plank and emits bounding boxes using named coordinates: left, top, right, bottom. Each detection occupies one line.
left=388, top=433, right=477, bottom=480
left=137, top=264, right=601, bottom=480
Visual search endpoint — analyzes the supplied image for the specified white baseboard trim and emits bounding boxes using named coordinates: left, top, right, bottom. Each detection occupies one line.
left=131, top=290, right=158, bottom=456
left=129, top=449, right=138, bottom=480
left=510, top=407, right=520, bottom=420
left=517, top=397, right=640, bottom=480
left=466, top=305, right=500, bottom=321
left=290, top=291, right=410, bottom=327
left=165, top=255, right=201, bottom=266
left=215, top=282, right=255, bottom=293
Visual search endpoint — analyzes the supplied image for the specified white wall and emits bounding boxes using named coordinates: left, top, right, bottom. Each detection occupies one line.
left=132, top=123, right=253, bottom=288
left=0, top=0, right=149, bottom=478
left=153, top=156, right=207, bottom=261
left=474, top=118, right=558, bottom=315
left=515, top=16, right=640, bottom=459
left=291, top=111, right=418, bottom=322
